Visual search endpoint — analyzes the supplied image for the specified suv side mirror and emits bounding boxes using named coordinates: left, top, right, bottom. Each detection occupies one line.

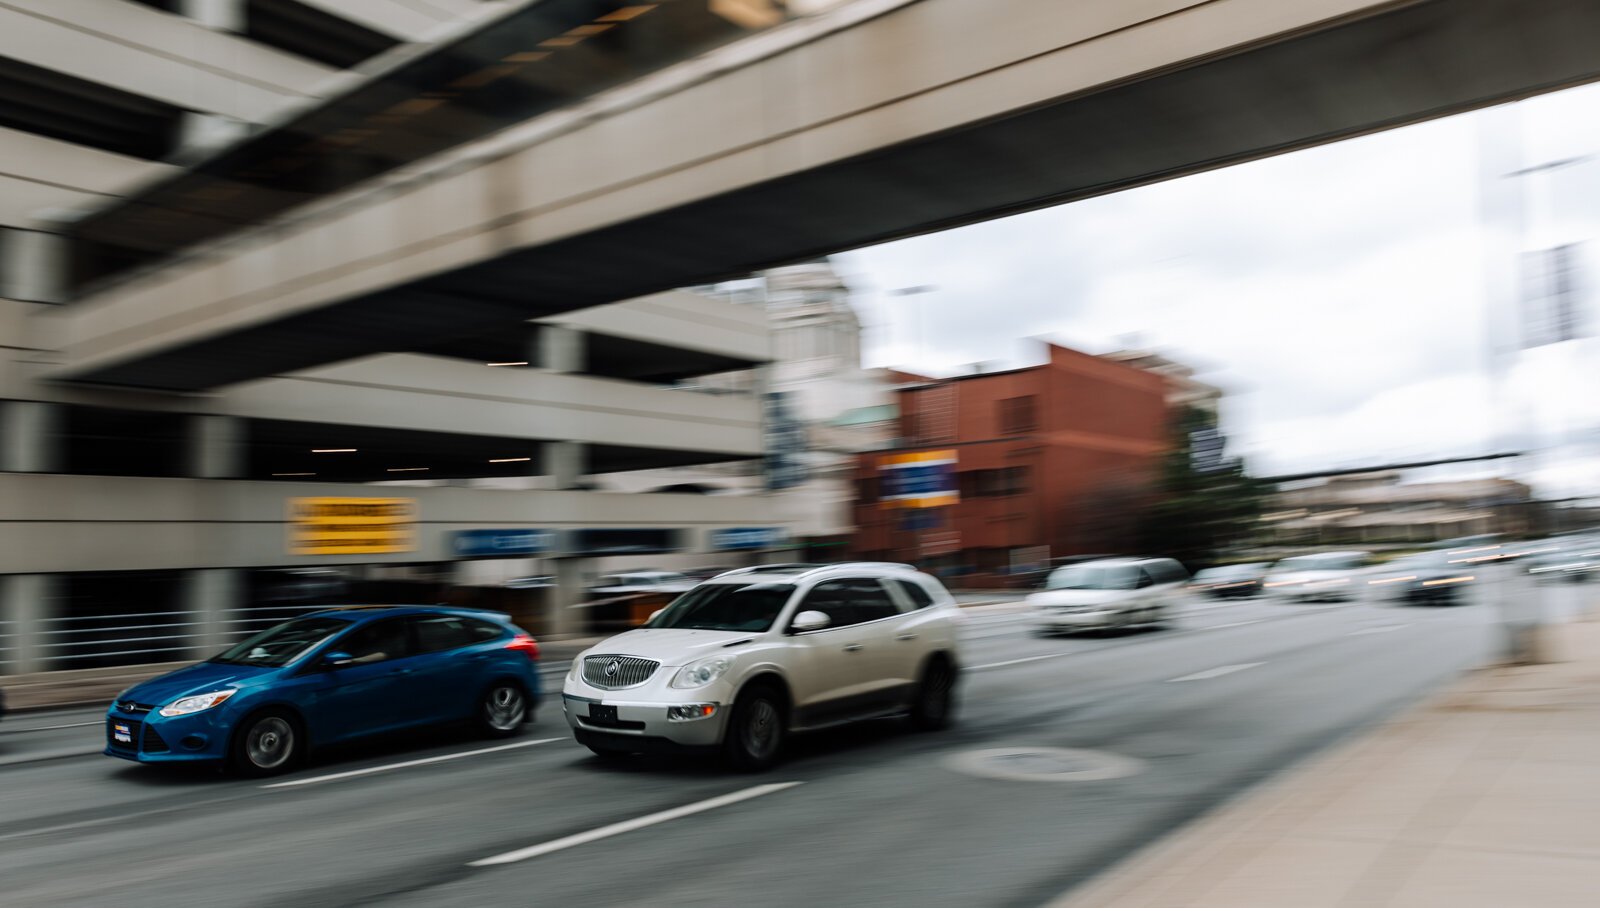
left=790, top=610, right=831, bottom=633
left=321, top=651, right=354, bottom=669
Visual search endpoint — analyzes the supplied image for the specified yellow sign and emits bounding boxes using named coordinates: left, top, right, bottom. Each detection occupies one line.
left=879, top=450, right=959, bottom=509
left=289, top=498, right=417, bottom=555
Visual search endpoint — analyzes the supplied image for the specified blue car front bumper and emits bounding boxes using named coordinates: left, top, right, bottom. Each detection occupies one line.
left=104, top=707, right=231, bottom=764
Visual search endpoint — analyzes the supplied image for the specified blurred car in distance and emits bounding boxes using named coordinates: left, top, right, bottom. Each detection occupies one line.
left=563, top=563, right=961, bottom=770
left=586, top=571, right=696, bottom=599
left=105, top=607, right=541, bottom=776
left=1188, top=562, right=1269, bottom=598
left=503, top=575, right=555, bottom=590
left=1028, top=557, right=1190, bottom=634
left=1523, top=538, right=1600, bottom=582
left=1263, top=551, right=1372, bottom=602
left=1366, top=551, right=1479, bottom=605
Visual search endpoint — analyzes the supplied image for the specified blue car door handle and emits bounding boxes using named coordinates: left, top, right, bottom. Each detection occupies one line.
left=391, top=667, right=415, bottom=676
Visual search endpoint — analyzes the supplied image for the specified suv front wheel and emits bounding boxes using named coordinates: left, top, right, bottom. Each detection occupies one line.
left=722, top=683, right=786, bottom=772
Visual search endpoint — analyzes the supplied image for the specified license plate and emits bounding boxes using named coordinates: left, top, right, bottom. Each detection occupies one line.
left=588, top=703, right=618, bottom=723
left=113, top=723, right=133, bottom=744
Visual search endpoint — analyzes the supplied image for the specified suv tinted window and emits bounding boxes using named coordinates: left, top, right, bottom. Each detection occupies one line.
left=798, top=580, right=854, bottom=628
left=411, top=615, right=492, bottom=654
left=892, top=579, right=935, bottom=609
left=338, top=617, right=411, bottom=664
left=848, top=579, right=901, bottom=623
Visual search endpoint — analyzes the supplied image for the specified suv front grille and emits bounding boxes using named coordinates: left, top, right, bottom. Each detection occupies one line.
left=583, top=655, right=660, bottom=689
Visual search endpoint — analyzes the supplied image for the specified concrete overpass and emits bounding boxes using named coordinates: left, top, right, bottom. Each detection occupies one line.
left=43, top=0, right=1600, bottom=391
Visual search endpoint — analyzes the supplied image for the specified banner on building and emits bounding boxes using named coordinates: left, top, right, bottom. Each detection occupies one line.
left=880, top=450, right=959, bottom=508
left=452, top=529, right=557, bottom=558
left=289, top=498, right=417, bottom=555
left=710, top=527, right=790, bottom=551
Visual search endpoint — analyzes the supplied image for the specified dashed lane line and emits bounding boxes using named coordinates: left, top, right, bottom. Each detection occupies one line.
left=468, top=782, right=804, bottom=867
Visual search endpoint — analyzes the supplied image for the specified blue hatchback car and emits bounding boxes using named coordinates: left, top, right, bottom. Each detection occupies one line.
left=105, top=606, right=541, bottom=775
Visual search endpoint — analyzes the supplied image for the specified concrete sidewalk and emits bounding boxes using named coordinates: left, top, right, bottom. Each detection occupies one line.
left=1050, top=615, right=1600, bottom=908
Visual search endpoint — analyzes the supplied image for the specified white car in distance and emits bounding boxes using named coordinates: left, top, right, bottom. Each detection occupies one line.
left=1027, top=557, right=1190, bottom=634
left=562, top=563, right=962, bottom=770
left=1263, top=551, right=1372, bottom=602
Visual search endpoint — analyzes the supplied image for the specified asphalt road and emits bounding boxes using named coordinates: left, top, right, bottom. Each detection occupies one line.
left=2, top=578, right=1577, bottom=908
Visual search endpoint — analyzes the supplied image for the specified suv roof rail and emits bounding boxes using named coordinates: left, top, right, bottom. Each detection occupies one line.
left=712, top=561, right=920, bottom=581
left=712, top=563, right=824, bottom=578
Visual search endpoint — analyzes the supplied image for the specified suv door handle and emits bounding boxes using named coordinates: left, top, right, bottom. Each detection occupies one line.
left=842, top=644, right=864, bottom=653
left=895, top=633, right=918, bottom=641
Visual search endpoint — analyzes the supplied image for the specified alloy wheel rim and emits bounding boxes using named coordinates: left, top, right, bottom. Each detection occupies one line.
left=248, top=717, right=293, bottom=769
left=486, top=686, right=525, bottom=731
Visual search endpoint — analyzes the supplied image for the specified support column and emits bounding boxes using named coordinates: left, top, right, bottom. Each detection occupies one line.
left=180, top=0, right=245, bottom=30
left=186, top=414, right=244, bottom=479
left=0, top=228, right=68, bottom=303
left=547, top=440, right=587, bottom=490
left=1, top=400, right=63, bottom=473
left=2, top=574, right=60, bottom=675
left=183, top=569, right=241, bottom=657
left=539, top=325, right=586, bottom=374
left=547, top=558, right=584, bottom=638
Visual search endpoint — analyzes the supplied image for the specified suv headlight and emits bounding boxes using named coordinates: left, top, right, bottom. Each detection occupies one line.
left=158, top=689, right=236, bottom=717
left=670, top=656, right=732, bottom=690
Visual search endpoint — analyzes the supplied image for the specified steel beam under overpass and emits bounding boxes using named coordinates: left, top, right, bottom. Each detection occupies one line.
left=50, top=0, right=1600, bottom=390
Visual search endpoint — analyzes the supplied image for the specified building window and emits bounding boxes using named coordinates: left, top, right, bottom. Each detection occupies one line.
left=998, top=396, right=1037, bottom=435
left=856, top=477, right=879, bottom=505
left=968, top=467, right=1029, bottom=497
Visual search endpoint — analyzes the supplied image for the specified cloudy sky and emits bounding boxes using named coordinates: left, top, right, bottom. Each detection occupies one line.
left=837, top=82, right=1600, bottom=498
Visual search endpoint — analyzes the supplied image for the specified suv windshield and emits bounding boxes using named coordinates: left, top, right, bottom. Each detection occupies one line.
left=1046, top=564, right=1138, bottom=591
left=646, top=582, right=796, bottom=632
left=211, top=616, right=350, bottom=667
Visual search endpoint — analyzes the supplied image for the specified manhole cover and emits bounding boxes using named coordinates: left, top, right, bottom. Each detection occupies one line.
left=944, top=747, right=1145, bottom=782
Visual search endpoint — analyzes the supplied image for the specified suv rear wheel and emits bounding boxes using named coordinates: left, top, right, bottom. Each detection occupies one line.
left=723, top=683, right=786, bottom=772
left=909, top=658, right=956, bottom=731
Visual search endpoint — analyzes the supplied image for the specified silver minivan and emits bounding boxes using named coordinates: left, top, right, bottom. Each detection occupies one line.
left=1027, top=557, right=1190, bottom=634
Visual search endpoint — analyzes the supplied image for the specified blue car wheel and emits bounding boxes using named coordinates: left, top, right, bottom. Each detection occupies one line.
left=478, top=681, right=529, bottom=738
left=230, top=709, right=303, bottom=777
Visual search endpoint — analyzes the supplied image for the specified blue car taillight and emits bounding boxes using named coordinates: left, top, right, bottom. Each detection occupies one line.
left=505, top=633, right=540, bottom=661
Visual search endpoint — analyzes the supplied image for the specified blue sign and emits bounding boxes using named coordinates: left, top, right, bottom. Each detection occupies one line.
left=452, top=529, right=557, bottom=558
left=711, top=527, right=789, bottom=551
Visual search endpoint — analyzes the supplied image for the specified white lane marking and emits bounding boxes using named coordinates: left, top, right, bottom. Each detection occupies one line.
left=972, top=652, right=1073, bottom=670
left=263, top=737, right=566, bottom=789
left=469, top=782, right=804, bottom=867
left=2, top=721, right=102, bottom=734
left=1167, top=662, right=1265, bottom=683
left=1349, top=623, right=1411, bottom=636
left=1205, top=619, right=1264, bottom=630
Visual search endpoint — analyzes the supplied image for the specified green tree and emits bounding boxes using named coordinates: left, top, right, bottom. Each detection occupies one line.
left=1138, top=407, right=1273, bottom=571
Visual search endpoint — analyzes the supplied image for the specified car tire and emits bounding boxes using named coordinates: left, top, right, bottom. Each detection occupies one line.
left=722, top=683, right=786, bottom=772
left=908, top=657, right=957, bottom=732
left=229, top=709, right=303, bottom=777
left=478, top=681, right=530, bottom=739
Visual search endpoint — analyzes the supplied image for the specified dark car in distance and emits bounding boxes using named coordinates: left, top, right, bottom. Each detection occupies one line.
left=105, top=606, right=541, bottom=776
left=1188, top=563, right=1269, bottom=599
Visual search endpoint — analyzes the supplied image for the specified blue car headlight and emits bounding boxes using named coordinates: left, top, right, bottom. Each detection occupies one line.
left=158, top=689, right=237, bottom=717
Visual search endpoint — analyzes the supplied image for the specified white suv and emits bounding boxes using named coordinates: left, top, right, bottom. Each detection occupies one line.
left=561, top=563, right=962, bottom=770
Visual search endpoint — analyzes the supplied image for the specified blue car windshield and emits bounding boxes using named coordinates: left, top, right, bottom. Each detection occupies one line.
left=211, top=616, right=351, bottom=667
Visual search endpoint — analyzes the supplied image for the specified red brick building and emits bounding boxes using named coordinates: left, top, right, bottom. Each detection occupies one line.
left=852, top=343, right=1170, bottom=586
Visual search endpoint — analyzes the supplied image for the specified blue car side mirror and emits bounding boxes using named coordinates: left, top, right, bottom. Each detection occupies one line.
left=322, top=651, right=354, bottom=669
